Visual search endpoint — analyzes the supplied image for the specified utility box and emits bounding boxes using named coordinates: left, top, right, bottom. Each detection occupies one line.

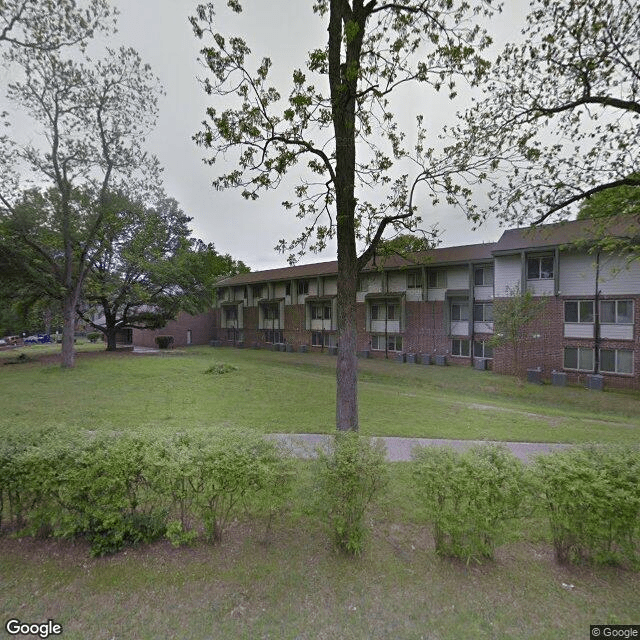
left=209, top=340, right=221, bottom=347
left=395, top=352, right=406, bottom=363
left=435, top=355, right=447, bottom=366
left=299, top=345, right=308, bottom=353
left=474, top=358, right=487, bottom=371
left=586, top=374, right=604, bottom=391
left=252, top=341, right=260, bottom=349
left=278, top=343, right=287, bottom=352
left=286, top=344, right=294, bottom=352
left=551, top=371, right=567, bottom=387
left=328, top=346, right=338, bottom=356
left=357, top=350, right=370, bottom=359
left=406, top=353, right=416, bottom=364
left=235, top=341, right=244, bottom=349
left=420, top=354, right=432, bottom=365
left=527, top=367, right=542, bottom=384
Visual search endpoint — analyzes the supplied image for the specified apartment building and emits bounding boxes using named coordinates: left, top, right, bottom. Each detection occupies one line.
left=135, top=219, right=640, bottom=389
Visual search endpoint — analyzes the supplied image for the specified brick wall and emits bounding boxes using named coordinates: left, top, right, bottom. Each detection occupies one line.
left=132, top=310, right=217, bottom=348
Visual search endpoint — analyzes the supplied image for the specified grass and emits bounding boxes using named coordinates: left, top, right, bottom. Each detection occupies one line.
left=1, top=462, right=639, bottom=640
left=1, top=344, right=639, bottom=638
left=0, top=344, right=638, bottom=443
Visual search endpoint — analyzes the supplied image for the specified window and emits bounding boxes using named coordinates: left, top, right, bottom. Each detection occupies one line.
left=451, top=339, right=470, bottom=357
left=285, top=283, right=291, bottom=296
left=357, top=275, right=368, bottom=292
left=265, top=329, right=284, bottom=344
left=226, top=328, right=242, bottom=341
left=312, top=331, right=337, bottom=347
left=371, top=334, right=403, bottom=351
left=527, top=255, right=554, bottom=280
left=600, top=300, right=633, bottom=324
left=473, top=302, right=494, bottom=322
left=311, top=304, right=331, bottom=320
left=564, top=300, right=594, bottom=323
left=474, top=266, right=493, bottom=287
left=217, top=288, right=227, bottom=301
left=407, top=271, right=422, bottom=289
left=224, top=307, right=238, bottom=322
left=263, top=304, right=279, bottom=320
left=297, top=280, right=309, bottom=295
left=600, top=349, right=633, bottom=374
left=252, top=285, right=263, bottom=299
left=564, top=347, right=594, bottom=371
left=427, top=270, right=446, bottom=288
left=451, top=302, right=469, bottom=322
left=370, top=303, right=399, bottom=321
left=473, top=341, right=494, bottom=359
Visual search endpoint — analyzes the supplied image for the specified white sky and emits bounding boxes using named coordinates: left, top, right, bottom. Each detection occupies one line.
left=3, top=0, right=531, bottom=271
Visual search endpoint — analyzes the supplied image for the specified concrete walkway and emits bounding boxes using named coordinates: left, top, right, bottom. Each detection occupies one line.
left=266, top=433, right=571, bottom=463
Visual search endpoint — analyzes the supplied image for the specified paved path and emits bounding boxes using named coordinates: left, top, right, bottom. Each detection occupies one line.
left=266, top=433, right=571, bottom=463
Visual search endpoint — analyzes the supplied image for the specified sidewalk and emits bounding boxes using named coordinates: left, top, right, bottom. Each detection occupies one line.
left=266, top=433, right=571, bottom=462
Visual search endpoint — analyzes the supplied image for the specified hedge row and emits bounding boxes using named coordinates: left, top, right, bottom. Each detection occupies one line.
left=1, top=432, right=639, bottom=566
left=0, top=429, right=293, bottom=556
left=413, top=443, right=640, bottom=567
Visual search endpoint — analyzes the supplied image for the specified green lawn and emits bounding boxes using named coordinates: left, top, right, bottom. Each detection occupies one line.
left=0, top=344, right=638, bottom=443
left=1, top=345, right=639, bottom=639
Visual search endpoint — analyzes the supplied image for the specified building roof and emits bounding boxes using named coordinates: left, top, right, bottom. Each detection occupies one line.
left=493, top=217, right=640, bottom=253
left=218, top=242, right=497, bottom=287
left=217, top=217, right=639, bottom=287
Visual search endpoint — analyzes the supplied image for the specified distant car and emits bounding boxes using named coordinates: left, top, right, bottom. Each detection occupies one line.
left=23, top=334, right=51, bottom=344
left=0, top=339, right=6, bottom=346
left=3, top=336, right=19, bottom=345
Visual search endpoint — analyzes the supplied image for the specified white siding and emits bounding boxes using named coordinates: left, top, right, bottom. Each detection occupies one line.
left=273, top=283, right=287, bottom=298
left=388, top=271, right=406, bottom=292
left=564, top=324, right=594, bottom=339
left=474, top=321, right=493, bottom=334
left=559, top=254, right=597, bottom=296
left=450, top=321, right=469, bottom=336
left=474, top=285, right=493, bottom=300
left=527, top=279, right=555, bottom=296
left=324, top=277, right=337, bottom=296
left=494, top=256, right=521, bottom=297
left=601, top=324, right=634, bottom=341
left=426, top=288, right=446, bottom=302
left=406, top=289, right=422, bottom=302
left=599, top=256, right=640, bottom=295
left=446, top=267, right=469, bottom=290
left=371, top=320, right=400, bottom=333
left=311, top=319, right=332, bottom=331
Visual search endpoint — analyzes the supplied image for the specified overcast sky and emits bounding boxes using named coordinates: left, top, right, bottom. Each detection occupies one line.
left=4, top=0, right=531, bottom=271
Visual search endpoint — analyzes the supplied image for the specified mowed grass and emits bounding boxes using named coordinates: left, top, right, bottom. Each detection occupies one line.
left=1, top=346, right=640, bottom=638
left=0, top=344, right=638, bottom=442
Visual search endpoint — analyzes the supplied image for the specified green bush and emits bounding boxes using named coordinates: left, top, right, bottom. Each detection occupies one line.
left=87, top=332, right=101, bottom=343
left=155, top=335, right=174, bottom=349
left=316, top=433, right=388, bottom=555
left=535, top=446, right=640, bottom=567
left=413, top=445, right=527, bottom=562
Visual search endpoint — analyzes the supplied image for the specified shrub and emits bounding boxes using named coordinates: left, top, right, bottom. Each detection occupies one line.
left=204, top=363, right=238, bottom=375
left=316, top=433, right=388, bottom=555
left=413, top=444, right=527, bottom=562
left=155, top=335, right=174, bottom=349
left=87, top=332, right=101, bottom=343
left=534, top=446, right=640, bottom=567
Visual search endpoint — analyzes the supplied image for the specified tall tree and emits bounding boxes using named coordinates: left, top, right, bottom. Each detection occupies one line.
left=190, top=0, right=497, bottom=431
left=79, top=193, right=249, bottom=350
left=0, top=0, right=114, bottom=54
left=449, top=0, right=639, bottom=226
left=0, top=41, right=162, bottom=367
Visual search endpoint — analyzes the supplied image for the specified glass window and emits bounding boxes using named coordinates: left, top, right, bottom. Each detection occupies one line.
left=428, top=270, right=446, bottom=288
left=564, top=347, right=594, bottom=371
left=407, top=271, right=422, bottom=289
left=600, top=349, right=633, bottom=374
left=473, top=303, right=493, bottom=322
left=601, top=300, right=633, bottom=324
left=617, top=301, right=633, bottom=324
left=297, top=280, right=309, bottom=295
left=474, top=266, right=493, bottom=287
left=564, top=300, right=594, bottom=323
left=451, top=339, right=470, bottom=356
left=527, top=256, right=554, bottom=279
left=252, top=285, right=263, bottom=299
left=371, top=304, right=380, bottom=321
left=473, top=341, right=493, bottom=359
left=451, top=303, right=469, bottom=322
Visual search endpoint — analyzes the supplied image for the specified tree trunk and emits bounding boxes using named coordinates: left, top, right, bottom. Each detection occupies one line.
left=105, top=327, right=118, bottom=351
left=336, top=224, right=359, bottom=431
left=61, top=292, right=77, bottom=368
